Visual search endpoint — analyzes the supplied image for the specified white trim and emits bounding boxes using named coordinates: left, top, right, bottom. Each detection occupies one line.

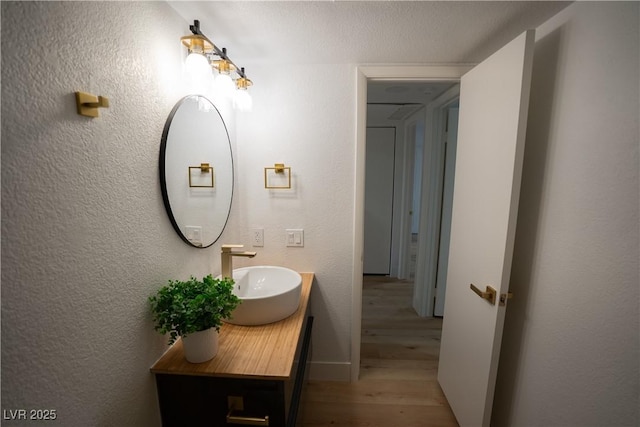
left=390, top=124, right=404, bottom=278
left=353, top=64, right=472, bottom=382
left=399, top=108, right=426, bottom=280
left=413, top=86, right=462, bottom=317
left=309, top=361, right=352, bottom=382
left=359, top=65, right=473, bottom=81
left=351, top=67, right=367, bottom=382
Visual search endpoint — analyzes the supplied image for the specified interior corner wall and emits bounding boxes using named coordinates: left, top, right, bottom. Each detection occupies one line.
left=233, top=62, right=357, bottom=378
left=0, top=2, right=242, bottom=425
left=493, top=2, right=639, bottom=426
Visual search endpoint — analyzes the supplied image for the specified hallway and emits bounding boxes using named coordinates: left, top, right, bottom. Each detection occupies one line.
left=301, top=276, right=457, bottom=426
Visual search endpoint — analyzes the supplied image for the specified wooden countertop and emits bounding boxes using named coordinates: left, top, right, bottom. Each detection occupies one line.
left=150, top=272, right=313, bottom=380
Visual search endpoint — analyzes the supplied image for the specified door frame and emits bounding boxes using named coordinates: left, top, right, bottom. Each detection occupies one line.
left=352, top=65, right=472, bottom=381
left=396, top=108, right=425, bottom=280
left=433, top=104, right=459, bottom=317
left=412, top=86, right=461, bottom=317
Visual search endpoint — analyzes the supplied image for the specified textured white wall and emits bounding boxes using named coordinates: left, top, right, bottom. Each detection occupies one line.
left=233, top=64, right=357, bottom=371
left=3, top=1, right=638, bottom=426
left=1, top=2, right=240, bottom=425
left=493, top=2, right=639, bottom=426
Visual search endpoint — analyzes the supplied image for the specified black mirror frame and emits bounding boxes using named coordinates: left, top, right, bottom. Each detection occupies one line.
left=159, top=95, right=234, bottom=248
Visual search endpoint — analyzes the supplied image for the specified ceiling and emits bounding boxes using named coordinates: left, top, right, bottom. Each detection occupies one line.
left=168, top=1, right=571, bottom=122
left=367, top=80, right=456, bottom=122
left=168, top=1, right=570, bottom=65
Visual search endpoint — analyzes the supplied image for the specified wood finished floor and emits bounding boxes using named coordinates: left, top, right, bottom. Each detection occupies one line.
left=300, top=276, right=458, bottom=427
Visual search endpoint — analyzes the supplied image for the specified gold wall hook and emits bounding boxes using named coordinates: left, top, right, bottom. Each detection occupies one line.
left=75, top=91, right=110, bottom=118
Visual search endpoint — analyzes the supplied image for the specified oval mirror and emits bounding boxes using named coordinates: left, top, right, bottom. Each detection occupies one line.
left=160, top=95, right=233, bottom=248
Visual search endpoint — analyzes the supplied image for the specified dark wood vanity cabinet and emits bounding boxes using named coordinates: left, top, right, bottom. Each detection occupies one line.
left=154, top=316, right=312, bottom=427
left=151, top=273, right=314, bottom=427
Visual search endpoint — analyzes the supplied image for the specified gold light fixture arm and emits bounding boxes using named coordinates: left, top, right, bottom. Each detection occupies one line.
left=183, top=20, right=250, bottom=82
left=236, top=74, right=253, bottom=90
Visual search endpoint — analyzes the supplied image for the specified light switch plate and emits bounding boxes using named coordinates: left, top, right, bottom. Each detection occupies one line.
left=286, top=229, right=304, bottom=247
left=185, top=226, right=203, bottom=247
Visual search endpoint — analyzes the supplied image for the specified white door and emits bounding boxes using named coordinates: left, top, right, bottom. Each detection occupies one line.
left=363, top=127, right=395, bottom=275
left=437, top=30, right=535, bottom=427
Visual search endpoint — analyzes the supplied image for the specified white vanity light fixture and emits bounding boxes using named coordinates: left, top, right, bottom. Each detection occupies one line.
left=184, top=51, right=211, bottom=78
left=181, top=32, right=213, bottom=95
left=212, top=54, right=237, bottom=100
left=180, top=20, right=253, bottom=110
left=184, top=53, right=213, bottom=95
left=234, top=72, right=253, bottom=112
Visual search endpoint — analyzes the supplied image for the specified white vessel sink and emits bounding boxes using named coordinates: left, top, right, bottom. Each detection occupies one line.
left=224, top=266, right=302, bottom=326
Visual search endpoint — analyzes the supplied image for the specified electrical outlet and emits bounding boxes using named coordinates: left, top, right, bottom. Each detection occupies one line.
left=185, top=226, right=203, bottom=247
left=285, top=229, right=304, bottom=247
left=252, top=228, right=264, bottom=247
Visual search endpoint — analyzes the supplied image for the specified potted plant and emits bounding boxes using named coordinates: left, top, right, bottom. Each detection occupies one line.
left=149, top=274, right=240, bottom=363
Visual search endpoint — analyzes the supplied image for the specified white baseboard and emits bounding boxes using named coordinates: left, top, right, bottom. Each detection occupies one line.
left=308, top=361, right=351, bottom=381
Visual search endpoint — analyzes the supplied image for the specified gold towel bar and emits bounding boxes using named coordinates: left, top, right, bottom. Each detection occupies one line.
left=188, top=163, right=214, bottom=188
left=264, top=163, right=291, bottom=189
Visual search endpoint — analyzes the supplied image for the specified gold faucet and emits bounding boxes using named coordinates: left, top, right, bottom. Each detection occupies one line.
left=221, top=245, right=257, bottom=279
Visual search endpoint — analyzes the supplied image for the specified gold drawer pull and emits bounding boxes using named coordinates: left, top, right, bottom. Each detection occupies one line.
left=226, top=411, right=269, bottom=426
left=470, top=283, right=496, bottom=305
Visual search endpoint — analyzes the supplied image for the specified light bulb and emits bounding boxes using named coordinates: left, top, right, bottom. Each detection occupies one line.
left=214, top=72, right=236, bottom=100
left=233, top=89, right=253, bottom=111
left=184, top=52, right=210, bottom=76
left=184, top=52, right=213, bottom=94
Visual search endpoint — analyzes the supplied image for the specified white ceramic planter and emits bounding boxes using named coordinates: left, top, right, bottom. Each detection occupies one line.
left=181, top=328, right=218, bottom=363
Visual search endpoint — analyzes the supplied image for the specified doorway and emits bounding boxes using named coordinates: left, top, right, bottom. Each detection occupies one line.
left=352, top=65, right=471, bottom=382
left=356, top=32, right=535, bottom=426
left=364, top=81, right=457, bottom=280
left=362, top=80, right=460, bottom=368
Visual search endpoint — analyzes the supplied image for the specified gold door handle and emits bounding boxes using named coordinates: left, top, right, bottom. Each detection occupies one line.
left=470, top=284, right=496, bottom=305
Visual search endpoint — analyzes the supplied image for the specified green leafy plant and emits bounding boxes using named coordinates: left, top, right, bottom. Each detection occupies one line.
left=149, top=274, right=241, bottom=345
